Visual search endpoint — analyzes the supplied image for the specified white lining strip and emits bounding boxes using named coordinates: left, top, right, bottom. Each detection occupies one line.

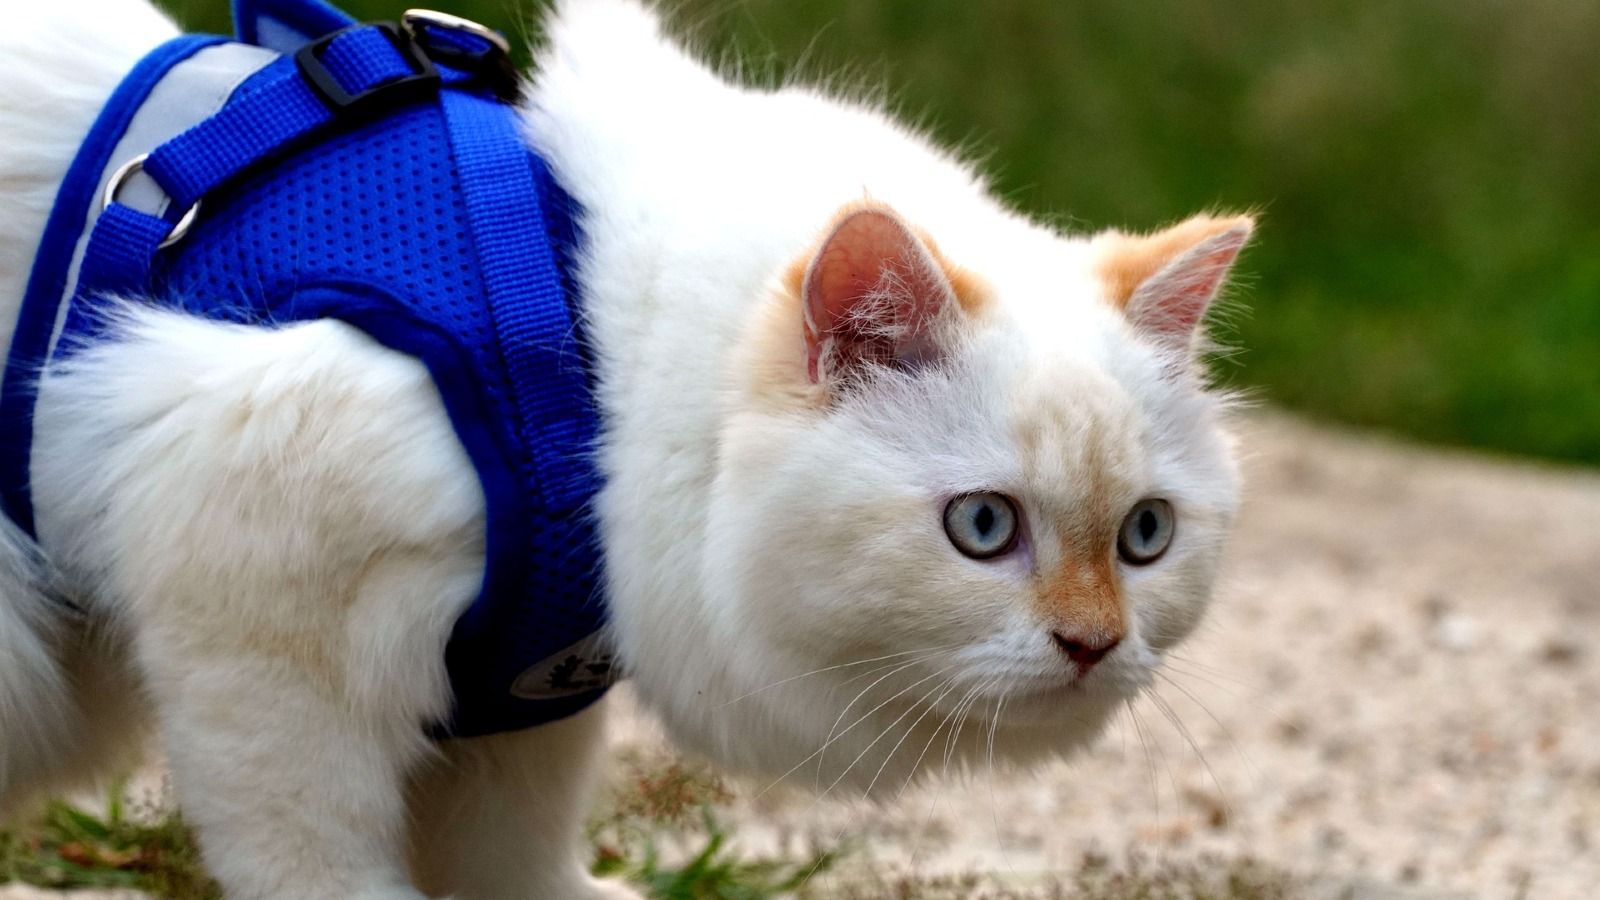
left=50, top=41, right=280, bottom=357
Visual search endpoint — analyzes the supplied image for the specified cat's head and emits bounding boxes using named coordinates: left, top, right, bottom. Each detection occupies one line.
left=695, top=201, right=1250, bottom=791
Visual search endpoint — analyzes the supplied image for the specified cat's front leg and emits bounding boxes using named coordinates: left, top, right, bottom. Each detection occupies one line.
left=139, top=630, right=440, bottom=900
left=33, top=309, right=492, bottom=899
left=407, top=697, right=643, bottom=900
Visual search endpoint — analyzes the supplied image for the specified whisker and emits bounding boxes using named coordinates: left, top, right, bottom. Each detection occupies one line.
left=834, top=649, right=949, bottom=690
left=1148, top=699, right=1181, bottom=815
left=755, top=660, right=943, bottom=799
left=1147, top=689, right=1234, bottom=821
left=788, top=667, right=968, bottom=894
left=1165, top=651, right=1270, bottom=692
left=806, top=672, right=967, bottom=893
left=1127, top=698, right=1162, bottom=841
left=1160, top=655, right=1269, bottom=701
left=713, top=644, right=956, bottom=710
left=905, top=674, right=997, bottom=873
left=815, top=658, right=934, bottom=789
left=808, top=663, right=965, bottom=811
left=985, top=691, right=1016, bottom=878
left=1161, top=657, right=1297, bottom=737
left=861, top=676, right=964, bottom=798
left=896, top=677, right=984, bottom=803
left=1130, top=698, right=1186, bottom=864
left=1154, top=669, right=1266, bottom=789
left=937, top=676, right=992, bottom=791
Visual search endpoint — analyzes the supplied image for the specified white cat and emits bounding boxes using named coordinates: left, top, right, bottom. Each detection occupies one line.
left=0, top=0, right=1251, bottom=898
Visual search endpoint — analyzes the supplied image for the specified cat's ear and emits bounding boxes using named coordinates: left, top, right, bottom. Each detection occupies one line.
left=801, top=204, right=956, bottom=385
left=1095, top=214, right=1254, bottom=357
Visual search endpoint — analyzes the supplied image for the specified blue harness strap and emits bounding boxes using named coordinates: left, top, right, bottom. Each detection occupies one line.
left=438, top=89, right=596, bottom=511
left=79, top=27, right=442, bottom=298
left=11, top=0, right=615, bottom=737
left=237, top=0, right=353, bottom=51
left=1, top=34, right=227, bottom=536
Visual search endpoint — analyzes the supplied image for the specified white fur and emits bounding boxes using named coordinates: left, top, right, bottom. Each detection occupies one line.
left=0, top=0, right=1244, bottom=897
left=0, top=513, right=68, bottom=807
left=530, top=0, right=1241, bottom=786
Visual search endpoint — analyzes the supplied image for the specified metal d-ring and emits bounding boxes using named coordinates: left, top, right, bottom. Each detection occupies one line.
left=102, top=153, right=200, bottom=250
left=401, top=9, right=512, bottom=56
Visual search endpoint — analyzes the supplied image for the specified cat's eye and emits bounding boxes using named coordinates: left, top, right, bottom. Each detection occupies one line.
left=943, top=492, right=1019, bottom=560
left=1117, top=499, right=1174, bottom=565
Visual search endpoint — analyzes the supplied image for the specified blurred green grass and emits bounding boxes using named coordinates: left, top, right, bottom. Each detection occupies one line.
left=160, top=0, right=1600, bottom=465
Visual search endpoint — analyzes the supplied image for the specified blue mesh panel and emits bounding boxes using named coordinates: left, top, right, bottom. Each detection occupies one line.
left=161, top=105, right=485, bottom=350
left=156, top=99, right=606, bottom=736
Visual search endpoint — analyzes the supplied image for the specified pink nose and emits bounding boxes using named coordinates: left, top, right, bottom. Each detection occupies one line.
left=1052, top=630, right=1120, bottom=674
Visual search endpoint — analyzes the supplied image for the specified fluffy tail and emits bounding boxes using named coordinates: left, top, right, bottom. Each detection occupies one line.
left=0, top=516, right=147, bottom=821
left=0, top=517, right=78, bottom=815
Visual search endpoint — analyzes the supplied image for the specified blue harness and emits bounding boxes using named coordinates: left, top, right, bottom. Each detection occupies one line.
left=4, top=0, right=615, bottom=737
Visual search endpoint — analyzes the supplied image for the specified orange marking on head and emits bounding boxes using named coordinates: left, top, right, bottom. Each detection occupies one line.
left=740, top=278, right=828, bottom=412
left=1034, top=542, right=1126, bottom=646
left=1012, top=384, right=1137, bottom=646
left=782, top=252, right=808, bottom=298
left=1094, top=212, right=1255, bottom=309
left=943, top=265, right=995, bottom=317
left=917, top=231, right=993, bottom=317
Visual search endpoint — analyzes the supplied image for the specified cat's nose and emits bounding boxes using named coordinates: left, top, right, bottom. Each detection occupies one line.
left=1051, top=629, right=1121, bottom=674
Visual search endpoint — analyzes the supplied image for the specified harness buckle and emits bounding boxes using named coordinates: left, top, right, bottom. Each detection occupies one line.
left=402, top=9, right=521, bottom=102
left=295, top=22, right=440, bottom=114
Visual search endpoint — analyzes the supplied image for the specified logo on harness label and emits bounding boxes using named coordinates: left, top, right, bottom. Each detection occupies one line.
left=510, top=633, right=619, bottom=700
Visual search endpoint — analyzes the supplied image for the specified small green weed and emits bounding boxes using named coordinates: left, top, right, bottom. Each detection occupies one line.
left=0, top=781, right=219, bottom=899
left=589, top=754, right=838, bottom=899
left=594, top=808, right=838, bottom=900
left=601, top=757, right=735, bottom=828
left=2, top=766, right=1297, bottom=900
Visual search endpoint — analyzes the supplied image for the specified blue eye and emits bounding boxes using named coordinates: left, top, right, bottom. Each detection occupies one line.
left=943, top=493, right=1019, bottom=559
left=1118, top=498, right=1174, bottom=564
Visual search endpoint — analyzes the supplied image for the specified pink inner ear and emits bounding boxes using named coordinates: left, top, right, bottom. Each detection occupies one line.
left=802, top=208, right=952, bottom=384
left=1127, top=225, right=1250, bottom=354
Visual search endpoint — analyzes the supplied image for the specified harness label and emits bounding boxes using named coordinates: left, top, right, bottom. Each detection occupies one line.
left=510, top=632, right=618, bottom=699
